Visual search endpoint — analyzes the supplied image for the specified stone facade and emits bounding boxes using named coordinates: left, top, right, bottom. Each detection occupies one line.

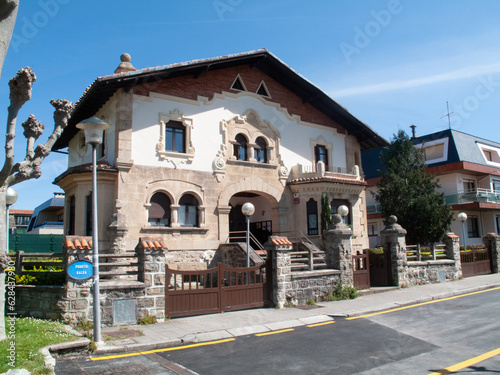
left=56, top=237, right=166, bottom=326
left=14, top=285, right=65, bottom=320
left=324, top=214, right=354, bottom=285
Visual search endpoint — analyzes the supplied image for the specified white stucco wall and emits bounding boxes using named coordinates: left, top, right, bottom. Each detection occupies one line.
left=130, top=92, right=347, bottom=173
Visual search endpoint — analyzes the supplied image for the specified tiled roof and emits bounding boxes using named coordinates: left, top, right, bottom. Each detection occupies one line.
left=288, top=176, right=367, bottom=186
left=10, top=209, right=34, bottom=215
left=54, top=161, right=118, bottom=184
left=65, top=236, right=92, bottom=250
left=140, top=238, right=167, bottom=251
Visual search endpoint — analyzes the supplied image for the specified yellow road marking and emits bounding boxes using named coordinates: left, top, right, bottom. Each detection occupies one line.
left=255, top=328, right=294, bottom=336
left=428, top=347, right=500, bottom=375
left=91, top=338, right=236, bottom=361
left=346, top=286, right=500, bottom=320
left=307, top=321, right=335, bottom=328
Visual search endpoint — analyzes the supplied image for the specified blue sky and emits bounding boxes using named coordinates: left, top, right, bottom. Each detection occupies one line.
left=2, top=0, right=500, bottom=210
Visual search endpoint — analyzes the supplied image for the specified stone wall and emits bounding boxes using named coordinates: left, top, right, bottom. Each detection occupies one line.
left=405, top=260, right=459, bottom=287
left=287, top=270, right=342, bottom=305
left=13, top=286, right=65, bottom=320
left=270, top=237, right=342, bottom=306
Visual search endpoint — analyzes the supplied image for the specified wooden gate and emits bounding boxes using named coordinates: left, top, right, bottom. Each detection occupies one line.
left=369, top=249, right=392, bottom=287
left=165, top=262, right=271, bottom=318
left=460, top=249, right=492, bottom=278
left=353, top=250, right=370, bottom=290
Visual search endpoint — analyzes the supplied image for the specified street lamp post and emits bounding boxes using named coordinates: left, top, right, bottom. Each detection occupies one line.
left=241, top=202, right=255, bottom=268
left=458, top=212, right=468, bottom=251
left=76, top=117, right=110, bottom=344
left=5, top=187, right=18, bottom=252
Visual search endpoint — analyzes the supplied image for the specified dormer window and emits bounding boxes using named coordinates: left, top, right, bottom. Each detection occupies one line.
left=234, top=134, right=248, bottom=161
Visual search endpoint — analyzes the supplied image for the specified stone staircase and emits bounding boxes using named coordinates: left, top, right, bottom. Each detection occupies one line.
left=290, top=240, right=328, bottom=272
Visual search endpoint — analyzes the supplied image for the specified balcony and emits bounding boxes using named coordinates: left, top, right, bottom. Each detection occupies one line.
left=290, top=161, right=362, bottom=181
left=445, top=189, right=500, bottom=205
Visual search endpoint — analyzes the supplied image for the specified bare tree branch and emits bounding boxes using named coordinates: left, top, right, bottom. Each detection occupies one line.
left=7, top=98, right=73, bottom=187
left=0, top=67, right=36, bottom=187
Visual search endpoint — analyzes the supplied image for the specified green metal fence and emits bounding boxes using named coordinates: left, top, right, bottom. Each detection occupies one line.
left=8, top=234, right=64, bottom=253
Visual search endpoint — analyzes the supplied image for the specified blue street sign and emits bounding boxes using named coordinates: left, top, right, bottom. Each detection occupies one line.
left=67, top=260, right=93, bottom=281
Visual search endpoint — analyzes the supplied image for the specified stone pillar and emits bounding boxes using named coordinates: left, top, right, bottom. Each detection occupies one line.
left=442, top=232, right=462, bottom=278
left=265, top=236, right=293, bottom=308
left=137, top=238, right=167, bottom=320
left=324, top=214, right=354, bottom=285
left=59, top=236, right=93, bottom=324
left=170, top=205, right=180, bottom=227
left=380, top=215, right=407, bottom=287
left=483, top=233, right=500, bottom=273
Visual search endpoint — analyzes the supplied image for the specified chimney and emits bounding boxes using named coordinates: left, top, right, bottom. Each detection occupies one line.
left=114, top=53, right=136, bottom=74
left=410, top=124, right=416, bottom=139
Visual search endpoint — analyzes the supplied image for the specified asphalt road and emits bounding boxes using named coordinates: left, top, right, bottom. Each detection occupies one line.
left=55, top=288, right=500, bottom=374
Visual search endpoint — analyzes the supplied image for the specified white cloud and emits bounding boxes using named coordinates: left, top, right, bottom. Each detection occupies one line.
left=331, top=62, right=500, bottom=98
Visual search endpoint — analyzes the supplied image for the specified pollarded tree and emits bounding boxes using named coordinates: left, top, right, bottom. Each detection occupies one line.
left=373, top=129, right=453, bottom=245
left=0, top=67, right=73, bottom=341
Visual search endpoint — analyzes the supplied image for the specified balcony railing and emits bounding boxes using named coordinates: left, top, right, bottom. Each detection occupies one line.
left=292, top=161, right=361, bottom=181
left=445, top=189, right=500, bottom=205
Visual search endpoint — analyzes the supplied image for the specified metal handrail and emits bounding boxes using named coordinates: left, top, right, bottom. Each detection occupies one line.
left=227, top=231, right=265, bottom=251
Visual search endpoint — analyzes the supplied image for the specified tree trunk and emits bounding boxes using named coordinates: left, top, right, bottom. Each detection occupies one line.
left=0, top=191, right=7, bottom=341
left=0, top=0, right=19, bottom=79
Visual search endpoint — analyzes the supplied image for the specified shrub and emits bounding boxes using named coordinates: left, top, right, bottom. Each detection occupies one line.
left=139, top=312, right=157, bottom=325
left=323, top=281, right=358, bottom=301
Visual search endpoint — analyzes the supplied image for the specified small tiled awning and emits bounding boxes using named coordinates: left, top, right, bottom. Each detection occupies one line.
left=65, top=235, right=92, bottom=250
left=270, top=236, right=293, bottom=246
left=139, top=237, right=167, bottom=251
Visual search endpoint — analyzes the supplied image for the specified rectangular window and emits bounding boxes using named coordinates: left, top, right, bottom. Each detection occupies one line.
left=368, top=223, right=377, bottom=236
left=165, top=121, right=185, bottom=153
left=306, top=198, right=318, bottom=236
left=463, top=179, right=475, bottom=193
left=496, top=216, right=500, bottom=234
left=424, top=144, right=444, bottom=161
left=467, top=215, right=480, bottom=238
left=493, top=180, right=500, bottom=193
left=68, top=196, right=75, bottom=235
left=314, top=145, right=329, bottom=170
left=86, top=193, right=92, bottom=236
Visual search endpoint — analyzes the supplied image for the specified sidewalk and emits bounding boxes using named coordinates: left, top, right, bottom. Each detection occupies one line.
left=93, top=273, right=500, bottom=355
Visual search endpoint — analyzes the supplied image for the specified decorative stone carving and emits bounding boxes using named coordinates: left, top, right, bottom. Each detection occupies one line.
left=213, top=151, right=226, bottom=182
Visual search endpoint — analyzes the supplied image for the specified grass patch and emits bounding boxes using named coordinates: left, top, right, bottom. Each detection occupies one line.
left=0, top=317, right=78, bottom=374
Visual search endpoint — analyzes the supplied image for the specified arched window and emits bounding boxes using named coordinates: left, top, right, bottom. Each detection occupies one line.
left=148, top=192, right=171, bottom=227
left=234, top=134, right=248, bottom=161
left=254, top=137, right=267, bottom=163
left=179, top=194, right=198, bottom=227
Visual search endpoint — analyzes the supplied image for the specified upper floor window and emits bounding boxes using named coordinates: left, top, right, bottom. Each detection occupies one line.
left=234, top=134, right=248, bottom=161
left=463, top=179, right=475, bottom=193
left=179, top=194, right=198, bottom=227
left=165, top=121, right=185, bottom=153
left=254, top=137, right=267, bottom=163
left=315, top=145, right=329, bottom=170
left=149, top=192, right=171, bottom=227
